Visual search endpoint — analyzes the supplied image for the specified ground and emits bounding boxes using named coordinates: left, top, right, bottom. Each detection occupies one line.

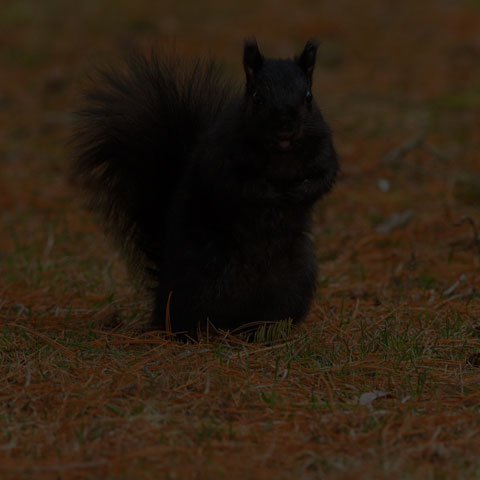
left=1, top=1, right=480, bottom=478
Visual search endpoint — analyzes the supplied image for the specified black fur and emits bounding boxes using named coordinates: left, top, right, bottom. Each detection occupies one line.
left=71, top=40, right=338, bottom=336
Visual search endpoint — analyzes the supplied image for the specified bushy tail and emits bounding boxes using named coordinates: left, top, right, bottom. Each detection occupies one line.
left=71, top=48, right=232, bottom=281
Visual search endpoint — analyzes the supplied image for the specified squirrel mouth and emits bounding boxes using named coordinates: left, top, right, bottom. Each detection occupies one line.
left=277, top=132, right=294, bottom=150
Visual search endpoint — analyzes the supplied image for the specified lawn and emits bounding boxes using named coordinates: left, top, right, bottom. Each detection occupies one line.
left=1, top=1, right=480, bottom=478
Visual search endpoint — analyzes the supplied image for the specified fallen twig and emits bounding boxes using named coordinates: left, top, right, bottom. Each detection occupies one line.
left=376, top=210, right=414, bottom=234
left=382, top=133, right=452, bottom=167
left=435, top=287, right=479, bottom=310
left=382, top=134, right=425, bottom=167
left=443, top=274, right=468, bottom=297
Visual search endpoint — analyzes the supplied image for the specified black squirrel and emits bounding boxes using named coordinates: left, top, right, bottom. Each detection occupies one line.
left=71, top=39, right=338, bottom=337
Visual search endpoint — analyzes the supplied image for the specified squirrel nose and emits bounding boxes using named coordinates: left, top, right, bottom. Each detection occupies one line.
left=276, top=107, right=296, bottom=130
left=278, top=131, right=294, bottom=140
left=278, top=115, right=293, bottom=132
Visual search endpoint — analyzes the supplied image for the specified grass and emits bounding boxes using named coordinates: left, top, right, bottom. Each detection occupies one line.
left=1, top=0, right=480, bottom=478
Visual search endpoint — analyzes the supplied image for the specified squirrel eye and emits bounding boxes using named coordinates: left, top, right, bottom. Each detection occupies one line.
left=305, top=91, right=313, bottom=103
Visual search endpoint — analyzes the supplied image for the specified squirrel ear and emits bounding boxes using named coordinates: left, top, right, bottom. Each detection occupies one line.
left=243, top=38, right=263, bottom=87
left=296, top=40, right=318, bottom=82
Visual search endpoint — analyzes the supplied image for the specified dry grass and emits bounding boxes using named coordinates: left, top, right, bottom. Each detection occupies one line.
left=1, top=0, right=480, bottom=478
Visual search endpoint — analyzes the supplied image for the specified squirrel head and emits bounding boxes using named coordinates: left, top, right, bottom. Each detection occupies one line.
left=242, top=39, right=322, bottom=152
